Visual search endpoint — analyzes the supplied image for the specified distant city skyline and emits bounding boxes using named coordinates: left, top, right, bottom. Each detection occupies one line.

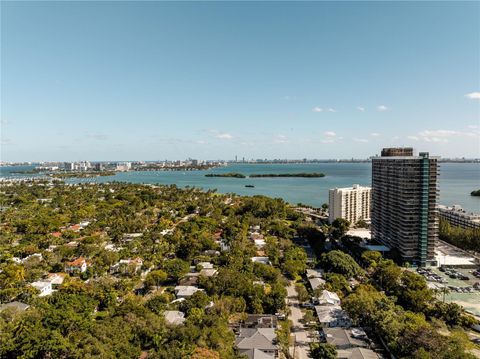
left=1, top=2, right=479, bottom=162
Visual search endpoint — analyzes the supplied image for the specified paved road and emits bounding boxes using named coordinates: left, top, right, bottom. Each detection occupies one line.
left=286, top=281, right=311, bottom=359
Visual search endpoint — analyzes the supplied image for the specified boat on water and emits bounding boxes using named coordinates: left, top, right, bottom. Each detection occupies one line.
left=245, top=184, right=255, bottom=188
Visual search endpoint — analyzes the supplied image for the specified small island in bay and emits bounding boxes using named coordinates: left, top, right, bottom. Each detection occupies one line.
left=50, top=171, right=116, bottom=179
left=249, top=173, right=325, bottom=178
left=471, top=189, right=480, bottom=196
left=205, top=172, right=246, bottom=178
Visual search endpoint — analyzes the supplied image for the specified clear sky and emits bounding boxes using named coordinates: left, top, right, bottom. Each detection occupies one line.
left=1, top=1, right=479, bottom=162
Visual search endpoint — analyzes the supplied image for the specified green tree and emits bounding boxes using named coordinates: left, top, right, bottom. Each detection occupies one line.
left=310, top=342, right=337, bottom=359
left=320, top=250, right=363, bottom=278
left=163, top=259, right=190, bottom=282
left=145, top=270, right=168, bottom=289
left=330, top=218, right=350, bottom=239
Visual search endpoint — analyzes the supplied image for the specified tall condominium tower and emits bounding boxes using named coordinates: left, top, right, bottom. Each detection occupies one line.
left=371, top=148, right=439, bottom=266
left=328, top=184, right=371, bottom=224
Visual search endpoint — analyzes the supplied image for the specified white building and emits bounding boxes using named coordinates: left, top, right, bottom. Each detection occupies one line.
left=329, top=184, right=371, bottom=224
left=174, top=285, right=203, bottom=298
left=318, top=290, right=341, bottom=306
left=31, top=281, right=53, bottom=297
left=164, top=310, right=185, bottom=325
left=251, top=257, right=270, bottom=265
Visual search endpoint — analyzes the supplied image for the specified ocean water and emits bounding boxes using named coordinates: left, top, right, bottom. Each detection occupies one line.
left=1, top=163, right=479, bottom=212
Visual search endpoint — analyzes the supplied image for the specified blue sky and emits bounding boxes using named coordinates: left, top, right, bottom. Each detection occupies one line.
left=1, top=1, right=479, bottom=161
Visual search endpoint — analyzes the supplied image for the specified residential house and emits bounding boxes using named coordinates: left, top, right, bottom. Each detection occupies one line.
left=254, top=239, right=266, bottom=249
left=315, top=305, right=351, bottom=328
left=337, top=348, right=379, bottom=359
left=47, top=273, right=67, bottom=288
left=110, top=258, right=143, bottom=274
left=236, top=328, right=278, bottom=359
left=31, top=281, right=53, bottom=297
left=306, top=268, right=324, bottom=278
left=323, top=327, right=369, bottom=350
left=317, top=290, right=341, bottom=306
left=197, top=262, right=214, bottom=269
left=179, top=273, right=200, bottom=286
left=308, top=277, right=326, bottom=291
left=243, top=314, right=278, bottom=329
left=65, top=257, right=88, bottom=274
left=164, top=310, right=186, bottom=325
left=217, top=238, right=230, bottom=252
left=174, top=285, right=203, bottom=299
left=21, top=253, right=43, bottom=263
left=122, top=233, right=143, bottom=242
left=0, top=301, right=30, bottom=312
left=251, top=257, right=270, bottom=265
left=199, top=268, right=218, bottom=277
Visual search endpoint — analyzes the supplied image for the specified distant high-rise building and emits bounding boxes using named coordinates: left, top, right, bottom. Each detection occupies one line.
left=328, top=184, right=371, bottom=224
left=371, top=148, right=439, bottom=266
left=64, top=162, right=76, bottom=171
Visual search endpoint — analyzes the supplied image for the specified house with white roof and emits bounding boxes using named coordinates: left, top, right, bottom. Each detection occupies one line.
left=174, top=285, right=204, bottom=298
left=197, top=262, right=214, bottom=270
left=306, top=268, right=324, bottom=278
left=199, top=268, right=218, bottom=277
left=254, top=239, right=266, bottom=249
left=309, top=277, right=326, bottom=291
left=0, top=301, right=30, bottom=312
left=47, top=273, right=67, bottom=287
left=164, top=310, right=185, bottom=325
left=110, top=258, right=143, bottom=274
left=122, top=233, right=143, bottom=242
left=31, top=281, right=53, bottom=297
left=251, top=257, right=270, bottom=265
left=315, top=305, right=351, bottom=328
left=318, top=290, right=341, bottom=306
left=235, top=328, right=278, bottom=359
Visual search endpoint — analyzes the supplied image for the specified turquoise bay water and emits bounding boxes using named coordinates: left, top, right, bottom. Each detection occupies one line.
left=2, top=163, right=479, bottom=212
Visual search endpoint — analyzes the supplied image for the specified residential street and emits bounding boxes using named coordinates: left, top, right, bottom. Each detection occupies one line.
left=287, top=281, right=311, bottom=359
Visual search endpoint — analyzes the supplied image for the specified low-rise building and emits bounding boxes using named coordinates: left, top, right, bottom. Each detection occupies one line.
left=122, top=233, right=143, bottom=242
left=306, top=268, right=324, bottom=278
left=31, top=281, right=53, bottom=297
left=174, top=285, right=203, bottom=298
left=164, top=310, right=185, bottom=325
left=243, top=314, right=278, bottom=329
left=0, top=301, right=30, bottom=312
left=199, top=268, right=218, bottom=277
left=315, top=305, right=351, bottom=328
left=308, top=277, right=326, bottom=291
left=254, top=239, right=266, bottom=249
left=251, top=257, right=270, bottom=265
left=179, top=273, right=200, bottom=286
left=317, top=290, right=341, bottom=306
left=197, top=262, right=214, bottom=269
left=337, top=347, right=379, bottom=359
left=110, top=258, right=143, bottom=274
left=438, top=205, right=480, bottom=229
left=65, top=257, right=87, bottom=274
left=235, top=328, right=278, bottom=359
left=47, top=273, right=67, bottom=287
left=323, top=327, right=369, bottom=350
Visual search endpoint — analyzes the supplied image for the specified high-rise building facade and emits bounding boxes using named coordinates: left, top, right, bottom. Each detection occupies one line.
left=371, top=148, right=438, bottom=266
left=328, top=184, right=371, bottom=224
